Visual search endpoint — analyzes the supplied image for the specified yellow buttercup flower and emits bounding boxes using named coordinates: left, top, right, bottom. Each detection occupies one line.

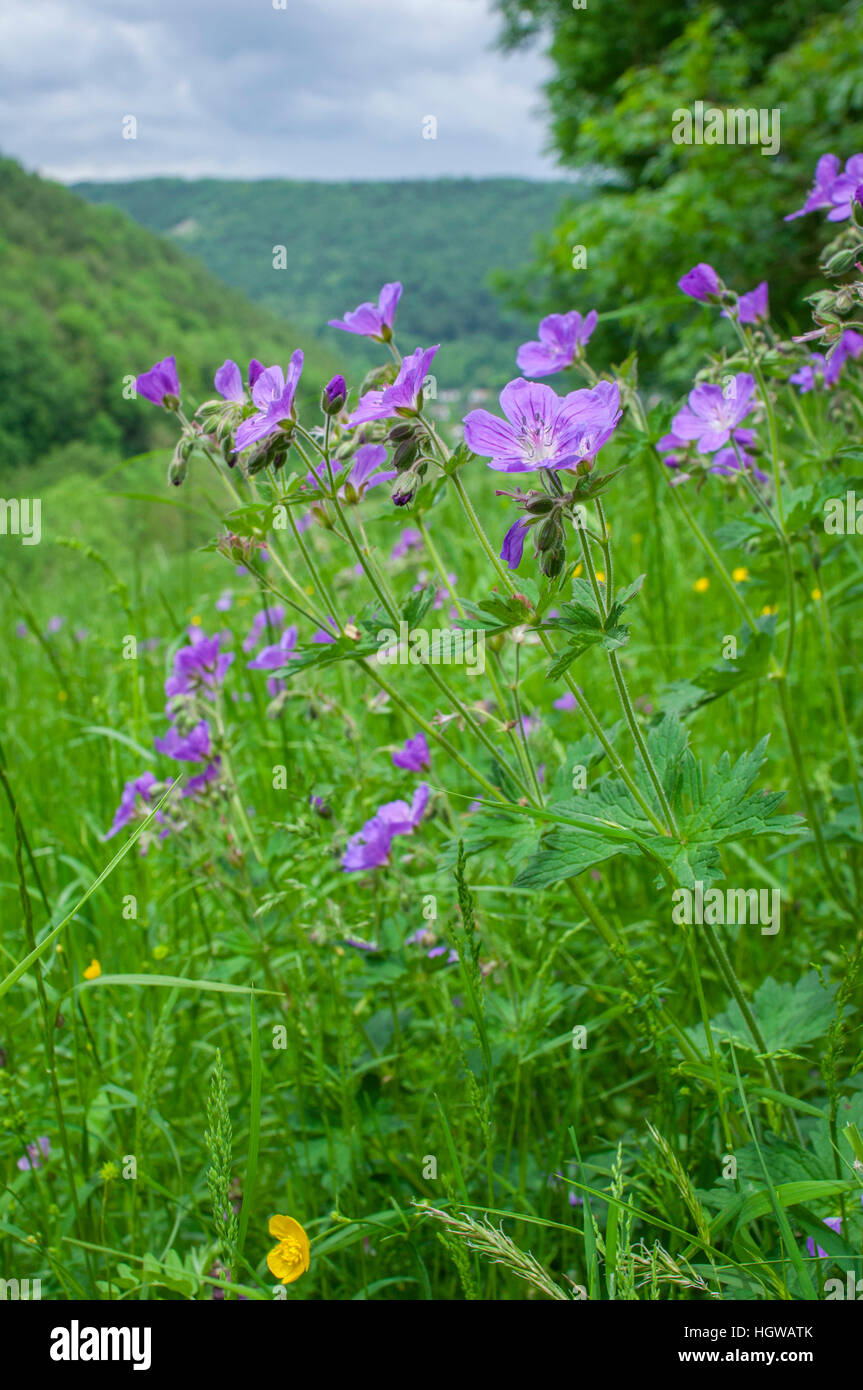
left=812, top=588, right=822, bottom=601
left=694, top=577, right=710, bottom=593
left=595, top=570, right=605, bottom=583
left=83, top=959, right=101, bottom=980
left=266, top=1214, right=310, bottom=1285
left=190, top=615, right=202, bottom=626
left=732, top=567, right=749, bottom=583
left=761, top=604, right=778, bottom=616
left=572, top=563, right=583, bottom=577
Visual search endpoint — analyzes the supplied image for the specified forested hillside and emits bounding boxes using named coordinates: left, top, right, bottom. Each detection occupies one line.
left=0, top=158, right=336, bottom=473
left=74, top=177, right=580, bottom=389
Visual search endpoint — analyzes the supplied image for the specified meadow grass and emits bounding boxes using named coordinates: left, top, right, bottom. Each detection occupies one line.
left=2, top=295, right=862, bottom=1304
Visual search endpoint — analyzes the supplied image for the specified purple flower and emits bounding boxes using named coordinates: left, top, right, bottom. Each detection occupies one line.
left=329, top=282, right=403, bottom=340
left=670, top=373, right=756, bottom=452
left=500, top=516, right=531, bottom=570
left=182, top=759, right=221, bottom=798
left=243, top=606, right=286, bottom=653
left=786, top=154, right=842, bottom=220
left=392, top=732, right=430, bottom=772
left=247, top=626, right=298, bottom=671
left=344, top=936, right=380, bottom=952
left=708, top=445, right=769, bottom=484
left=391, top=528, right=423, bottom=559
left=349, top=345, right=439, bottom=425
left=464, top=378, right=621, bottom=473
left=165, top=631, right=234, bottom=700
left=136, top=355, right=181, bottom=407
left=824, top=154, right=863, bottom=222
left=678, top=264, right=722, bottom=303
left=342, top=784, right=430, bottom=872
left=233, top=350, right=304, bottom=452
left=339, top=444, right=397, bottom=501
left=15, top=621, right=28, bottom=638
left=215, top=591, right=233, bottom=612
left=806, top=1216, right=843, bottom=1259
left=322, top=374, right=348, bottom=415
left=46, top=616, right=64, bottom=634
left=825, top=328, right=863, bottom=384
left=516, top=310, right=598, bottom=377
left=791, top=330, right=863, bottom=393
left=154, top=719, right=212, bottom=763
left=733, top=281, right=769, bottom=325
left=104, top=771, right=158, bottom=839
left=214, top=359, right=245, bottom=403
left=553, top=691, right=578, bottom=711
left=17, top=1137, right=50, bottom=1172
left=312, top=616, right=340, bottom=644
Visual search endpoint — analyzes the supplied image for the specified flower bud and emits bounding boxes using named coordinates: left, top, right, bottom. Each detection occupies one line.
left=536, top=515, right=562, bottom=553
left=392, top=482, right=416, bottom=507
left=387, top=422, right=415, bottom=443
left=167, top=437, right=193, bottom=487
left=393, top=437, right=420, bottom=471
left=322, top=375, right=347, bottom=415
left=524, top=493, right=555, bottom=516
left=539, top=536, right=566, bottom=579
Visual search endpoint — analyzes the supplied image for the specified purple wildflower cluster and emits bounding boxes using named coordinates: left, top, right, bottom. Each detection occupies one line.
left=342, top=784, right=430, bottom=872
left=105, top=627, right=236, bottom=847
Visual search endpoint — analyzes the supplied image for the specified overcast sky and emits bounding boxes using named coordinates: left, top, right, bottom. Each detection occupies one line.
left=0, top=0, right=562, bottom=183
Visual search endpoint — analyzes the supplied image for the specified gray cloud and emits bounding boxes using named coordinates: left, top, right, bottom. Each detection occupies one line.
left=0, top=0, right=560, bottom=182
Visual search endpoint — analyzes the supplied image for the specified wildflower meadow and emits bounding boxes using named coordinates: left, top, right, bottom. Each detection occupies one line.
left=2, top=5, right=863, bottom=1340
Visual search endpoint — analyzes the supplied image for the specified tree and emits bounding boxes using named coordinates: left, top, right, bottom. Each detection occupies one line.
left=492, top=1, right=863, bottom=384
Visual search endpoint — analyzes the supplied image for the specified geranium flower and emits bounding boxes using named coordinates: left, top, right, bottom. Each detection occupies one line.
left=806, top=1215, right=843, bottom=1259
left=328, top=282, right=402, bottom=341
left=247, top=627, right=299, bottom=671
left=104, top=771, right=158, bottom=839
left=154, top=719, right=212, bottom=763
left=787, top=152, right=863, bottom=223
left=391, top=528, right=423, bottom=559
left=464, top=378, right=621, bottom=473
left=678, top=264, right=722, bottom=302
left=136, top=355, right=180, bottom=407
left=243, top=606, right=287, bottom=653
left=342, top=784, right=430, bottom=872
left=165, top=631, right=234, bottom=701
left=727, top=281, right=769, bottom=325
left=214, top=358, right=265, bottom=403
left=500, top=516, right=531, bottom=570
left=392, top=733, right=430, bottom=772
left=17, top=1137, right=50, bottom=1172
left=791, top=329, right=863, bottom=392
left=233, top=350, right=304, bottom=452
left=516, top=310, right=598, bottom=377
left=670, top=374, right=756, bottom=452
left=183, top=760, right=222, bottom=797
left=266, top=1215, right=311, bottom=1285
left=348, top=346, right=439, bottom=425
left=339, top=444, right=397, bottom=500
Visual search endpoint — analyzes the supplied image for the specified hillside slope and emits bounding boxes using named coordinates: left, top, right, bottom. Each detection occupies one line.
left=74, top=177, right=581, bottom=389
left=0, top=158, right=336, bottom=469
